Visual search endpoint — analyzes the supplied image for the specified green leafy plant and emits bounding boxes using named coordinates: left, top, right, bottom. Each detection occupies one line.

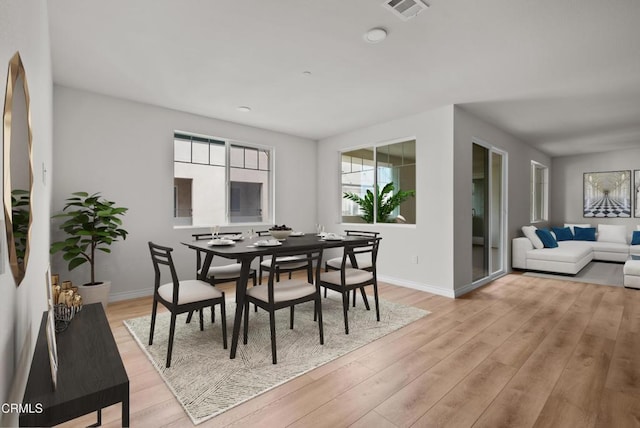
left=343, top=182, right=415, bottom=223
left=50, top=192, right=128, bottom=285
left=11, top=189, right=30, bottom=262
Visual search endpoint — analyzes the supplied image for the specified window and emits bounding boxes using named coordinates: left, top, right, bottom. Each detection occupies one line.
left=173, top=132, right=272, bottom=227
left=531, top=161, right=548, bottom=222
left=341, top=139, right=416, bottom=224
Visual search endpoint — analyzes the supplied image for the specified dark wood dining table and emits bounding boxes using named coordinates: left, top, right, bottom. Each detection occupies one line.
left=182, top=233, right=375, bottom=359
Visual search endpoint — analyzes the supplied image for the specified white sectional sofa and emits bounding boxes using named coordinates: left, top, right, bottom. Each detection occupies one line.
left=512, top=224, right=639, bottom=275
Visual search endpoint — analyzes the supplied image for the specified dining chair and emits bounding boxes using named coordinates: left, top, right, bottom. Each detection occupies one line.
left=324, top=230, right=380, bottom=306
left=187, top=232, right=257, bottom=323
left=319, top=237, right=381, bottom=335
left=256, top=230, right=309, bottom=285
left=148, top=242, right=227, bottom=368
left=243, top=247, right=324, bottom=364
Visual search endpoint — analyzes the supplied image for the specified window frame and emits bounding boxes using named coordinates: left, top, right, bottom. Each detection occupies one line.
left=173, top=131, right=275, bottom=228
left=340, top=137, right=417, bottom=226
left=530, top=160, right=549, bottom=223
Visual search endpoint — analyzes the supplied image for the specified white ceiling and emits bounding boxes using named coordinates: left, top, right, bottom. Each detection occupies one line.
left=47, top=0, right=640, bottom=157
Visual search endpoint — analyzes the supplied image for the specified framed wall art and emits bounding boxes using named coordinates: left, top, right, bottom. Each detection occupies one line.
left=583, top=170, right=631, bottom=218
left=634, top=170, right=640, bottom=217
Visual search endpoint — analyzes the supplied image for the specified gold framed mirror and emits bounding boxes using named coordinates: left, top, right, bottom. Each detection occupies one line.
left=3, top=51, right=33, bottom=286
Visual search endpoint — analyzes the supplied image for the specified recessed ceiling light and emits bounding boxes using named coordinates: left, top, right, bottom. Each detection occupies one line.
left=364, top=27, right=388, bottom=43
left=302, top=71, right=312, bottom=76
left=237, top=106, right=252, bottom=112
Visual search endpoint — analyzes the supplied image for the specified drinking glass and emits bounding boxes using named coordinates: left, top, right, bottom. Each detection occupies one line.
left=211, top=225, right=220, bottom=238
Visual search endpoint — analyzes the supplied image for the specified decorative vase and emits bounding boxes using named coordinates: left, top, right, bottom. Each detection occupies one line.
left=78, top=281, right=111, bottom=311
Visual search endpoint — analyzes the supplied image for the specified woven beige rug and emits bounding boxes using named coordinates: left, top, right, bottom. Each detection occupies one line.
left=523, top=261, right=624, bottom=287
left=124, top=292, right=428, bottom=425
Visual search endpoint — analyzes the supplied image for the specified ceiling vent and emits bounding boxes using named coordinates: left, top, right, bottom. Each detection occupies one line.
left=382, top=0, right=429, bottom=21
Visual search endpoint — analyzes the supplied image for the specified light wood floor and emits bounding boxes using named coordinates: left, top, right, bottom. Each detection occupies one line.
left=58, top=274, right=640, bottom=428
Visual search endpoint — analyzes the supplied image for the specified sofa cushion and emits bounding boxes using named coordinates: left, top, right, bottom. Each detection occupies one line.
left=535, top=229, right=558, bottom=248
left=590, top=241, right=630, bottom=254
left=565, top=223, right=591, bottom=234
left=597, top=224, right=627, bottom=244
left=552, top=226, right=574, bottom=241
left=522, top=225, right=544, bottom=249
left=574, top=226, right=596, bottom=241
left=526, top=241, right=593, bottom=263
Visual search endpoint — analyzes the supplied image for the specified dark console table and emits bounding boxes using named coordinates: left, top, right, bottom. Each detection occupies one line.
left=20, top=303, right=129, bottom=427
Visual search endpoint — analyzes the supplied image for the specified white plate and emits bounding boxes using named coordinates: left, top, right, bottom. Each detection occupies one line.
left=290, top=232, right=304, bottom=236
left=323, top=235, right=344, bottom=241
left=227, top=234, right=244, bottom=241
left=255, top=240, right=282, bottom=247
left=208, top=239, right=235, bottom=246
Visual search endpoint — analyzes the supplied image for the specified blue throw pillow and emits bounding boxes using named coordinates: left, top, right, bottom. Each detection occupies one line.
left=632, top=230, right=640, bottom=245
left=552, top=226, right=574, bottom=241
left=574, top=226, right=596, bottom=241
left=535, top=228, right=558, bottom=248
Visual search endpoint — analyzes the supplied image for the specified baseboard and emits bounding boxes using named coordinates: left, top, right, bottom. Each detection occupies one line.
left=454, top=272, right=507, bottom=297
left=377, top=274, right=455, bottom=298
left=109, top=288, right=153, bottom=303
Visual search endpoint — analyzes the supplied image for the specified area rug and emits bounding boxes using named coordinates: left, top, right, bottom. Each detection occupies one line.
left=522, top=261, right=623, bottom=287
left=124, top=293, right=428, bottom=425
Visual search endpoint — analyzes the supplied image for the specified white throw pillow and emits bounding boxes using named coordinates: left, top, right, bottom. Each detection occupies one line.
left=522, top=225, right=544, bottom=249
left=597, top=224, right=627, bottom=244
left=564, top=223, right=591, bottom=234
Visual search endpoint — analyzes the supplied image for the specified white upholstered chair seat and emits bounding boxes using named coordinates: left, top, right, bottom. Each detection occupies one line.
left=158, top=280, right=223, bottom=305
left=197, top=263, right=245, bottom=279
left=326, top=254, right=373, bottom=270
left=246, top=280, right=315, bottom=303
left=260, top=256, right=307, bottom=270
left=320, top=269, right=374, bottom=286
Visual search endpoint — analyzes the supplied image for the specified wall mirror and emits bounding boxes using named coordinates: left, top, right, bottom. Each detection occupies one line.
left=3, top=51, right=33, bottom=286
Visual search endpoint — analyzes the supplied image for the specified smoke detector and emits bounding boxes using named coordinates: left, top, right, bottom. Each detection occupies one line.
left=382, top=0, right=429, bottom=21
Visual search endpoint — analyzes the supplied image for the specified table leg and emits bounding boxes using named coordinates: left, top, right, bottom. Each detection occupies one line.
left=199, top=253, right=214, bottom=281
left=230, top=258, right=253, bottom=359
left=122, top=395, right=130, bottom=427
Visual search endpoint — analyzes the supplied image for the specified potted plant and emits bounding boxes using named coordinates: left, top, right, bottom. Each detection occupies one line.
left=343, top=182, right=415, bottom=223
left=50, top=192, right=128, bottom=309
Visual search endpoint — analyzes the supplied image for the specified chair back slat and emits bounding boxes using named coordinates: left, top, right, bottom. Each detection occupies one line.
left=267, top=247, right=324, bottom=301
left=148, top=241, right=180, bottom=304
left=345, top=230, right=380, bottom=238
left=342, top=237, right=380, bottom=271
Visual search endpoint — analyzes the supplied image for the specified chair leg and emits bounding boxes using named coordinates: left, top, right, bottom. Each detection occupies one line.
left=211, top=305, right=215, bottom=323
left=269, top=310, right=277, bottom=364
left=352, top=289, right=357, bottom=307
left=220, top=296, right=228, bottom=349
left=373, top=282, right=380, bottom=322
left=166, top=313, right=177, bottom=368
left=199, top=308, right=204, bottom=331
left=243, top=300, right=249, bottom=345
left=360, top=287, right=370, bottom=310
left=186, top=310, right=193, bottom=324
left=253, top=274, right=258, bottom=313
left=290, top=306, right=294, bottom=329
left=341, top=291, right=350, bottom=335
left=149, top=299, right=159, bottom=346
left=316, top=293, right=324, bottom=345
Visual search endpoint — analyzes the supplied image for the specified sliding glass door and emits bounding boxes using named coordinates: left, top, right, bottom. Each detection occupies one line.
left=472, top=141, right=506, bottom=283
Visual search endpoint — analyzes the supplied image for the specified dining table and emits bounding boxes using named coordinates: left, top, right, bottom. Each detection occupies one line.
left=182, top=232, right=376, bottom=359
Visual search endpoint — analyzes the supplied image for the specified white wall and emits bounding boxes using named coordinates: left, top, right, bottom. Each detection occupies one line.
left=317, top=106, right=457, bottom=297
left=551, top=147, right=640, bottom=232
left=52, top=86, right=317, bottom=301
left=0, top=0, right=53, bottom=425
left=453, top=107, right=550, bottom=293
